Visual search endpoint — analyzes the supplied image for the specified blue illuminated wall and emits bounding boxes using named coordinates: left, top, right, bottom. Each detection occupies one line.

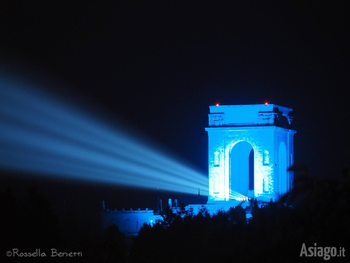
left=101, top=207, right=162, bottom=236
left=206, top=104, right=296, bottom=202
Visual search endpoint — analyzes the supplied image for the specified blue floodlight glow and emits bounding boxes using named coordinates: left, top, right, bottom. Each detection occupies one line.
left=206, top=104, right=296, bottom=202
left=0, top=76, right=208, bottom=196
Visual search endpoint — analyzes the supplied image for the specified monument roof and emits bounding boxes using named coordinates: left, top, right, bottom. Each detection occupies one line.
left=208, top=104, right=294, bottom=127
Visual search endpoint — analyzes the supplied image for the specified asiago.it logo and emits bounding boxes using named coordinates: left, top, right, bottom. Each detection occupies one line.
left=300, top=243, right=346, bottom=260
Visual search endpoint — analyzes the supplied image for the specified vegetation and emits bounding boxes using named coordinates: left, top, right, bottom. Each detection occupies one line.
left=130, top=173, right=350, bottom=262
left=1, top=171, right=349, bottom=262
left=1, top=186, right=126, bottom=262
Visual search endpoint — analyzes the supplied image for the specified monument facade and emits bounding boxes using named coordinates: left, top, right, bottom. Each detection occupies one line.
left=206, top=104, right=296, bottom=202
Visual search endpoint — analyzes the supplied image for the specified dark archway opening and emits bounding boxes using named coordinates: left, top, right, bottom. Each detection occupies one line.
left=230, top=141, right=254, bottom=197
left=249, top=149, right=254, bottom=191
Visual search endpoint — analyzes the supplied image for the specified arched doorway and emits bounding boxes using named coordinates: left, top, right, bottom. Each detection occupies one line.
left=279, top=142, right=287, bottom=194
left=230, top=141, right=254, bottom=197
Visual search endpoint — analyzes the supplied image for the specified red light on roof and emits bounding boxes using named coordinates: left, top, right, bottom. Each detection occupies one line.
left=265, top=102, right=268, bottom=105
left=216, top=103, right=220, bottom=106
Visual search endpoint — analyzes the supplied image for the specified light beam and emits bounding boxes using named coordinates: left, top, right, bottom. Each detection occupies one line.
left=0, top=76, right=208, bottom=196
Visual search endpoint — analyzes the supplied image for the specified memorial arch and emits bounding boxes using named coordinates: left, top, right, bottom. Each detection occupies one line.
left=206, top=104, right=296, bottom=202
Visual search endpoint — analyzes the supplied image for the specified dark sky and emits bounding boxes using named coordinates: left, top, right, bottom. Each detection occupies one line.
left=1, top=1, right=349, bottom=209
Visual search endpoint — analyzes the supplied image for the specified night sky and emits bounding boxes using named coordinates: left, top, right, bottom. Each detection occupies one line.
left=1, top=2, right=349, bottom=210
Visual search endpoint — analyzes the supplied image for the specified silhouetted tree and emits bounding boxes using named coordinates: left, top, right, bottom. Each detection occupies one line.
left=129, top=171, right=350, bottom=263
left=227, top=205, right=246, bottom=226
left=1, top=186, right=61, bottom=251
